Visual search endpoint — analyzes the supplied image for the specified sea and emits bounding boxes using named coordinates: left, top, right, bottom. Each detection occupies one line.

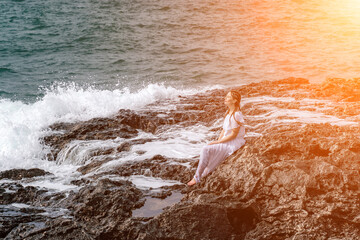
left=1, top=0, right=360, bottom=191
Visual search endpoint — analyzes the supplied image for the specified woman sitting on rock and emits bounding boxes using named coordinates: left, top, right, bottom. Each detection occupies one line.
left=187, top=90, right=246, bottom=186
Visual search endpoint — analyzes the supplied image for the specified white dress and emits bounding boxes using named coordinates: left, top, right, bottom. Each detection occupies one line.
left=193, top=111, right=246, bottom=183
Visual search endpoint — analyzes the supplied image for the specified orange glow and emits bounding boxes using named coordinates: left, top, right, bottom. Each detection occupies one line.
left=327, top=0, right=360, bottom=23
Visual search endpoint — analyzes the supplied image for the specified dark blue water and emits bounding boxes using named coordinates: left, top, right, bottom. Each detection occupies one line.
left=1, top=0, right=231, bottom=102
left=2, top=0, right=360, bottom=102
left=1, top=0, right=166, bottom=101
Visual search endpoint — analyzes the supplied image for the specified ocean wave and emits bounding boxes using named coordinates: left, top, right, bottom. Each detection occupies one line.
left=0, top=90, right=12, bottom=96
left=0, top=82, right=222, bottom=171
left=0, top=67, right=15, bottom=73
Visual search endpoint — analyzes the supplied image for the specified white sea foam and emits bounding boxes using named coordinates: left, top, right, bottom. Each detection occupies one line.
left=11, top=203, right=32, bottom=208
left=22, top=178, right=80, bottom=192
left=56, top=139, right=123, bottom=165
left=0, top=82, right=220, bottom=171
left=105, top=175, right=183, bottom=190
left=252, top=106, right=358, bottom=126
left=94, top=125, right=217, bottom=173
left=129, top=125, right=212, bottom=160
left=264, top=108, right=358, bottom=126
left=244, top=96, right=358, bottom=126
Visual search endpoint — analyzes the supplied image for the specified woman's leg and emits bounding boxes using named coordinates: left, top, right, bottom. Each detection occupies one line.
left=193, top=143, right=230, bottom=182
left=193, top=145, right=211, bottom=183
left=197, top=144, right=230, bottom=180
left=188, top=142, right=244, bottom=186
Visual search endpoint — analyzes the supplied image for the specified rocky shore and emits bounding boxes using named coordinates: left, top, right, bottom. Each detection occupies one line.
left=1, top=78, right=360, bottom=239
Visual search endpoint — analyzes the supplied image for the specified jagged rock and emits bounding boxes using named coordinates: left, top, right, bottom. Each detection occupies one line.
left=0, top=184, right=47, bottom=205
left=4, top=219, right=89, bottom=240
left=0, top=168, right=51, bottom=180
left=96, top=154, right=193, bottom=183
left=5, top=78, right=360, bottom=239
left=186, top=122, right=360, bottom=239
left=75, top=142, right=133, bottom=175
left=311, top=78, right=360, bottom=102
left=0, top=210, right=47, bottom=239
left=140, top=202, right=246, bottom=240
left=5, top=178, right=145, bottom=240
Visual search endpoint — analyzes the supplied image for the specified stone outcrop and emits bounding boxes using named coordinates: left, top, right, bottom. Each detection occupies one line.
left=183, top=123, right=360, bottom=239
left=0, top=168, right=51, bottom=180
left=2, top=78, right=360, bottom=239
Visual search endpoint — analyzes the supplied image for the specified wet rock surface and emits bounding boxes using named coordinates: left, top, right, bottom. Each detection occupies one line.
left=0, top=168, right=51, bottom=180
left=0, top=210, right=47, bottom=239
left=186, top=124, right=360, bottom=239
left=2, top=78, right=360, bottom=239
left=94, top=154, right=193, bottom=183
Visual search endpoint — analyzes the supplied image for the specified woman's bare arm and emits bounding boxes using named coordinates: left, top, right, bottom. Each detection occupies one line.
left=209, top=127, right=240, bottom=145
left=217, top=129, right=225, bottom=141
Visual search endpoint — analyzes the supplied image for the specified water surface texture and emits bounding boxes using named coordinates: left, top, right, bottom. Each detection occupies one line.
left=1, top=0, right=360, bottom=101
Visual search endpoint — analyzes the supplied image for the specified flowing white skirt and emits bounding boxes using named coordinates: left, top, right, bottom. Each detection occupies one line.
left=193, top=137, right=245, bottom=183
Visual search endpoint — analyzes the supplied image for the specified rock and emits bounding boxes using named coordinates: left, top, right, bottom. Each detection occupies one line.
left=4, top=219, right=87, bottom=240
left=0, top=168, right=51, bottom=180
left=42, top=121, right=138, bottom=161
left=313, top=78, right=360, bottom=102
left=5, top=178, right=145, bottom=239
left=186, top=122, right=360, bottom=239
left=0, top=211, right=47, bottom=239
left=150, top=189, right=173, bottom=199
left=5, top=77, right=360, bottom=239
left=59, top=178, right=144, bottom=239
left=142, top=202, right=245, bottom=240
left=114, top=201, right=258, bottom=240
left=273, top=77, right=310, bottom=85
left=0, top=183, right=47, bottom=205
left=97, top=154, right=193, bottom=183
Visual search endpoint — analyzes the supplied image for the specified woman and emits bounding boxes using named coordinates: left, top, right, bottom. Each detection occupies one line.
left=187, top=90, right=246, bottom=186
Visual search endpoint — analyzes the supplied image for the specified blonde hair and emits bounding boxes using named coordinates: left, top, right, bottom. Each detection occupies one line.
left=224, top=90, right=242, bottom=126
